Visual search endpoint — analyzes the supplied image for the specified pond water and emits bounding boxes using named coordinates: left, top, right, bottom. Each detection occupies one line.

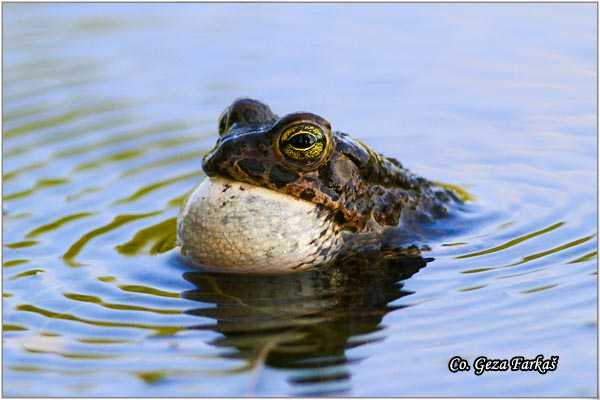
left=3, top=3, right=597, bottom=397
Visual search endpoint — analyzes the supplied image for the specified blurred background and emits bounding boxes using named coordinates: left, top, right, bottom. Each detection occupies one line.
left=3, top=3, right=597, bottom=396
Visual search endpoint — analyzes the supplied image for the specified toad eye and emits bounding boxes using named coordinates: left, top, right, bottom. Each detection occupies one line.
left=272, top=112, right=333, bottom=171
left=288, top=132, right=317, bottom=149
left=278, top=124, right=325, bottom=162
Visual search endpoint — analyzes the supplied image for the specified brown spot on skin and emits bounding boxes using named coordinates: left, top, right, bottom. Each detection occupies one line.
left=300, top=189, right=315, bottom=201
left=217, top=167, right=235, bottom=181
left=222, top=183, right=232, bottom=193
left=237, top=158, right=265, bottom=180
left=269, top=165, right=299, bottom=188
left=318, top=162, right=340, bottom=193
left=333, top=211, right=346, bottom=225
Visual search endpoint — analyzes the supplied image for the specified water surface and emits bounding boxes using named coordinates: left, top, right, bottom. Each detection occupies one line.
left=3, top=3, right=597, bottom=396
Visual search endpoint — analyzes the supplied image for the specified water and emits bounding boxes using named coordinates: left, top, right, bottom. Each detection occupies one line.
left=3, top=3, right=597, bottom=397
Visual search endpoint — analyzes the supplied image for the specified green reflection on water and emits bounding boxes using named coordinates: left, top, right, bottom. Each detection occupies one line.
left=8, top=366, right=45, bottom=373
left=461, top=267, right=494, bottom=274
left=66, top=186, right=102, bottom=202
left=76, top=338, right=130, bottom=344
left=462, top=233, right=596, bottom=274
left=167, top=189, right=193, bottom=208
left=4, top=79, right=102, bottom=116
left=5, top=240, right=39, bottom=249
left=568, top=250, right=597, bottom=264
left=63, top=292, right=181, bottom=315
left=511, top=234, right=596, bottom=267
left=117, top=284, right=180, bottom=299
left=16, top=304, right=183, bottom=335
left=54, top=121, right=188, bottom=158
left=3, top=324, right=27, bottom=331
left=519, top=284, right=559, bottom=294
left=3, top=259, right=29, bottom=268
left=3, top=161, right=46, bottom=182
left=74, top=149, right=145, bottom=172
left=137, top=371, right=166, bottom=384
left=3, top=212, right=33, bottom=221
left=5, top=58, right=101, bottom=86
left=24, top=348, right=118, bottom=360
left=116, top=217, right=177, bottom=256
left=26, top=212, right=96, bottom=238
left=62, top=211, right=162, bottom=266
left=4, top=178, right=70, bottom=201
left=4, top=103, right=53, bottom=123
left=120, top=149, right=204, bottom=178
left=434, top=182, right=476, bottom=202
left=113, top=171, right=199, bottom=204
left=7, top=269, right=45, bottom=281
left=458, top=284, right=487, bottom=292
left=456, top=222, right=566, bottom=259
left=3, top=102, right=124, bottom=139
left=4, top=108, right=134, bottom=159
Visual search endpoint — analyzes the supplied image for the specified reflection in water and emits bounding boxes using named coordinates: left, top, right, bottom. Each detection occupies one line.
left=3, top=3, right=596, bottom=397
left=182, top=251, right=430, bottom=395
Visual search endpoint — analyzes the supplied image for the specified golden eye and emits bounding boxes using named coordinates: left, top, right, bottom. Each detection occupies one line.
left=279, top=124, right=325, bottom=161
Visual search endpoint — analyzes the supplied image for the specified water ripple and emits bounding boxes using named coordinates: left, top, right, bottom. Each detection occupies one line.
left=3, top=4, right=596, bottom=397
left=112, top=172, right=200, bottom=205
left=62, top=293, right=182, bottom=315
left=456, top=222, right=565, bottom=259
left=62, top=212, right=163, bottom=266
left=14, top=304, right=184, bottom=335
left=4, top=178, right=70, bottom=201
left=26, top=212, right=97, bottom=238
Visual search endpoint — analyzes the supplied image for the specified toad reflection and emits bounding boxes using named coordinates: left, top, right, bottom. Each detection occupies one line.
left=181, top=250, right=429, bottom=395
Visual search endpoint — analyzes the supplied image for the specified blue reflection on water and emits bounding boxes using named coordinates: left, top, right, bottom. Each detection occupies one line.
left=3, top=3, right=597, bottom=397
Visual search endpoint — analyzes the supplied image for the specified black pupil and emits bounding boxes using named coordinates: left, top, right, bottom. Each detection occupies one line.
left=288, top=133, right=316, bottom=149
